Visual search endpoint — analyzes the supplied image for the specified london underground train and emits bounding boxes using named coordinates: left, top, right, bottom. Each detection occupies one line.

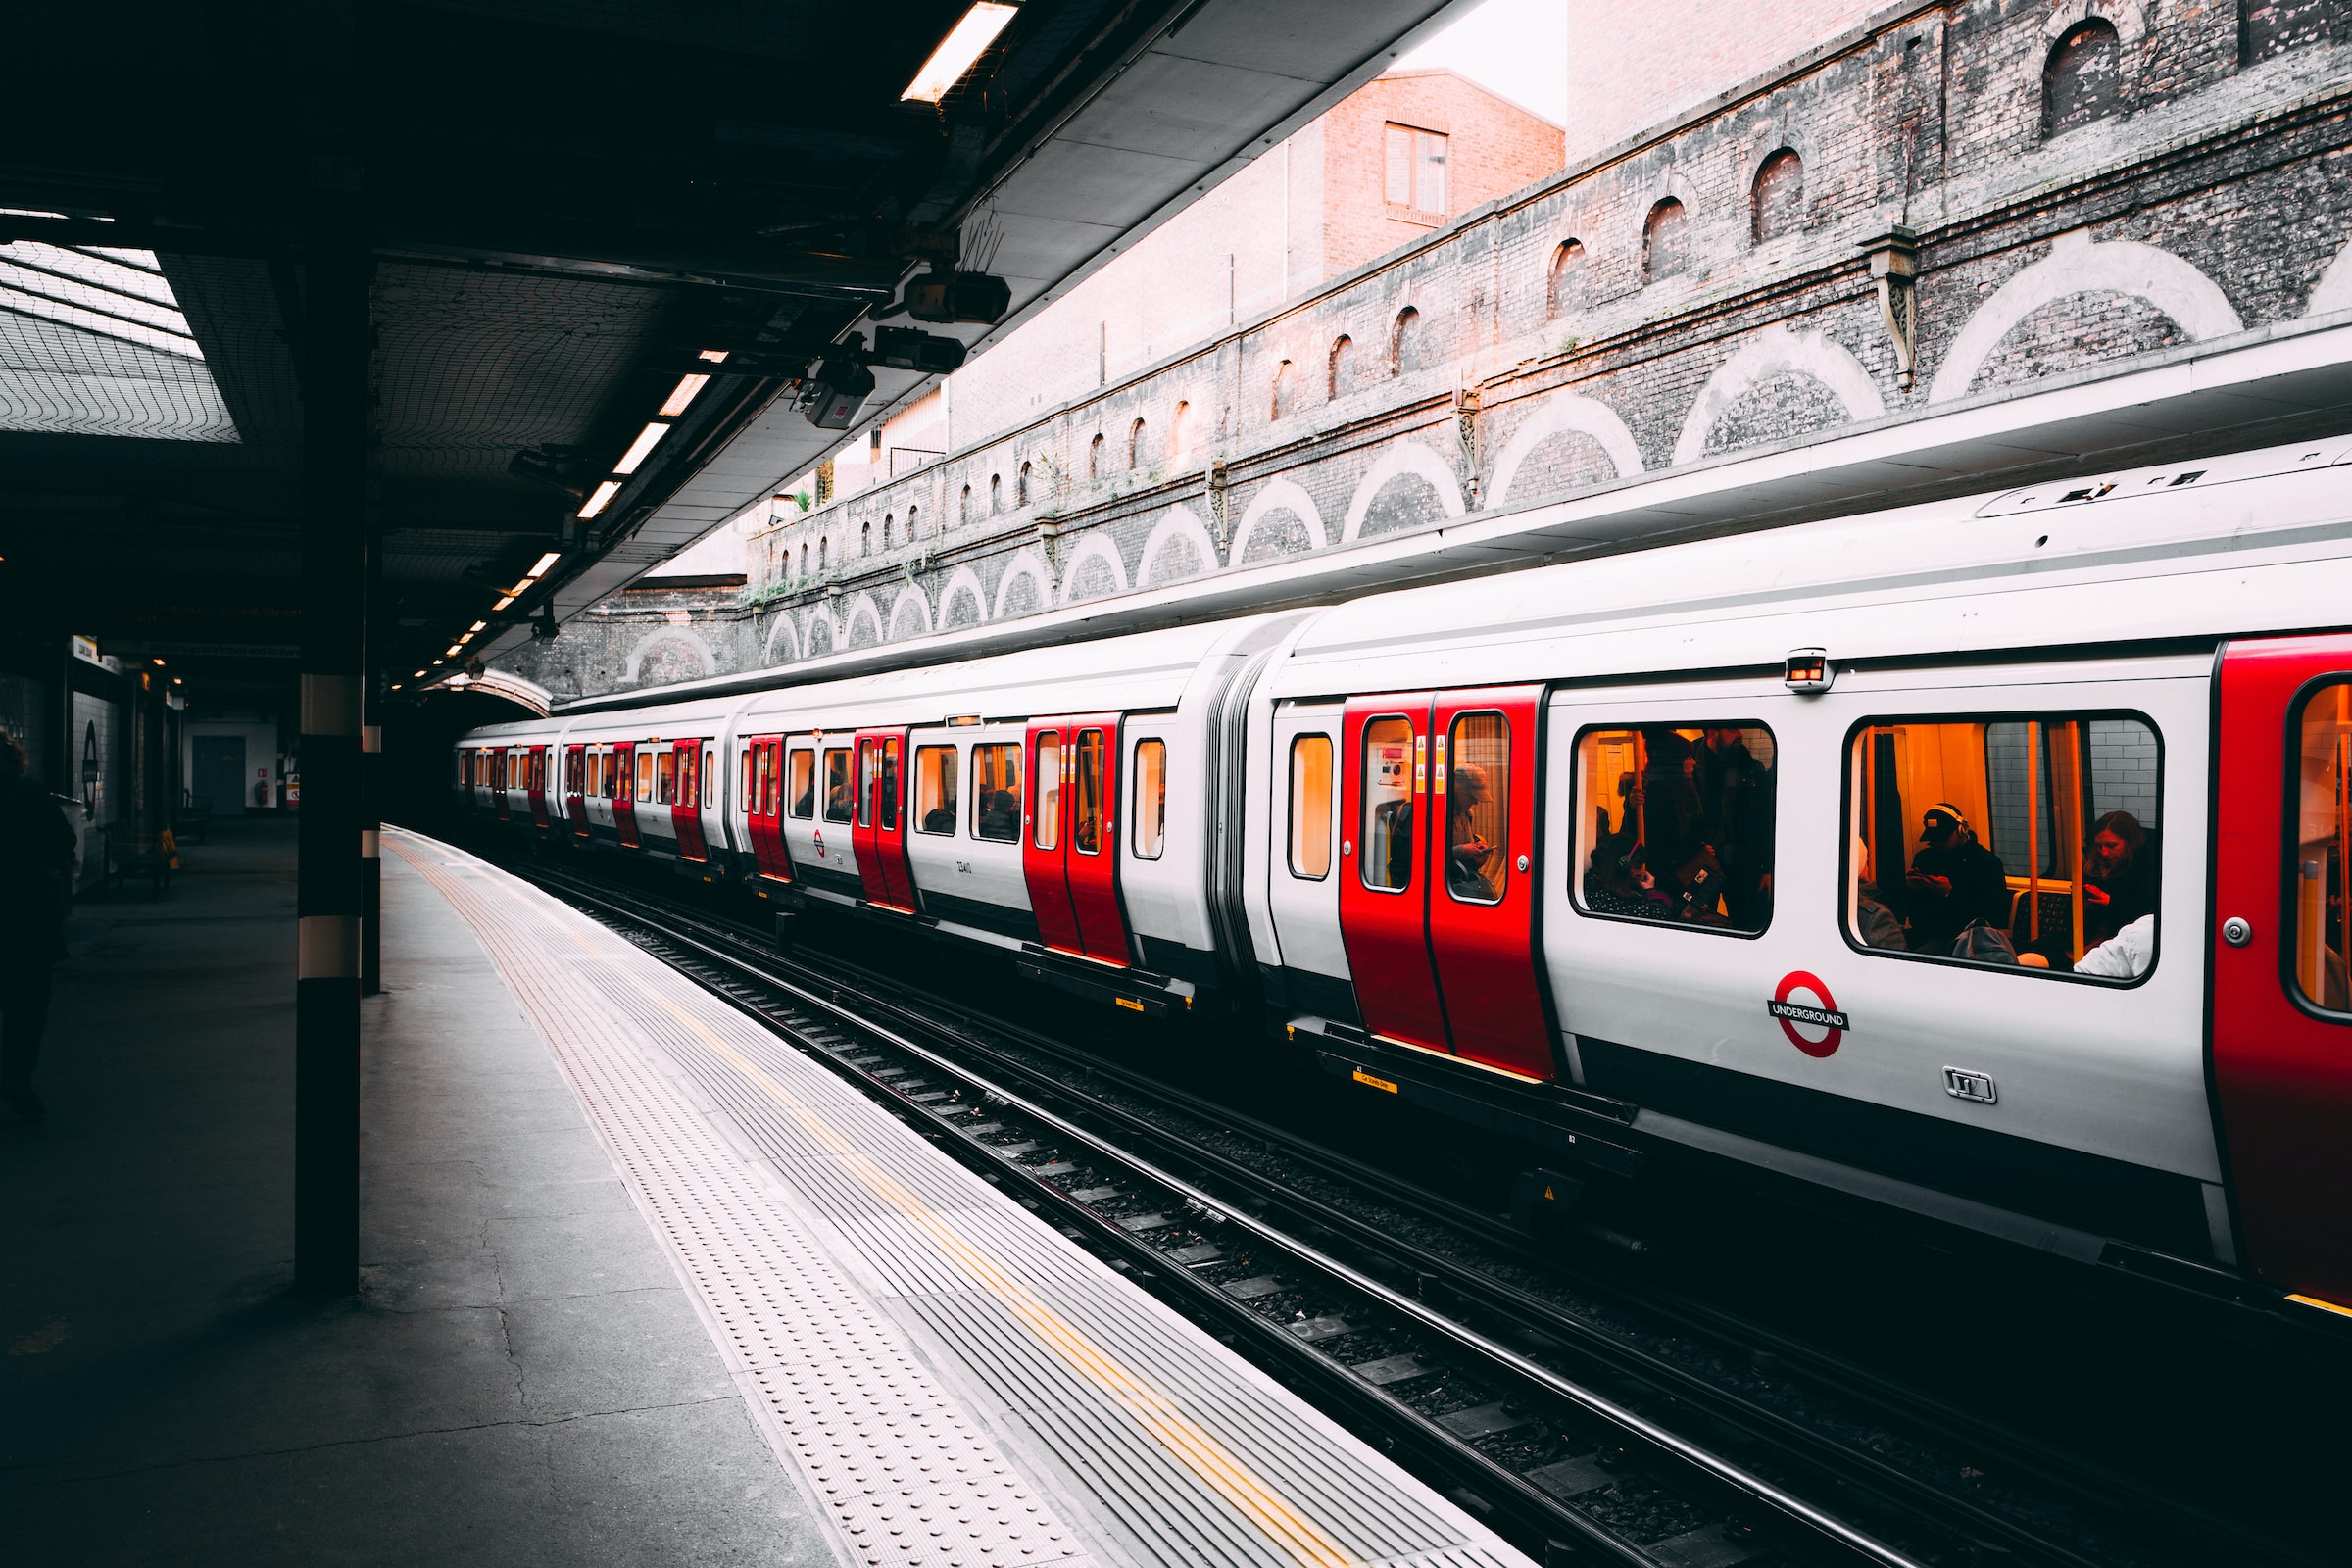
left=455, top=435, right=2352, bottom=1321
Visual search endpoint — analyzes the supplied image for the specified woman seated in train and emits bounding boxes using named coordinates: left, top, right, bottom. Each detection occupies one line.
left=1851, top=837, right=1908, bottom=951
left=2083, top=810, right=2159, bottom=944
left=1445, top=763, right=1499, bottom=902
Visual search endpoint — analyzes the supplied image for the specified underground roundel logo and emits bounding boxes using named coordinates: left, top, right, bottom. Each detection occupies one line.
left=811, top=828, right=825, bottom=858
left=1768, top=971, right=1848, bottom=1057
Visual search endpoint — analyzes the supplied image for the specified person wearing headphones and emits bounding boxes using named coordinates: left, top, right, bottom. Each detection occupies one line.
left=1904, top=803, right=2009, bottom=956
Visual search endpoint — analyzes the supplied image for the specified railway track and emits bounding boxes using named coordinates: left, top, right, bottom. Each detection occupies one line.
left=497, top=852, right=2320, bottom=1568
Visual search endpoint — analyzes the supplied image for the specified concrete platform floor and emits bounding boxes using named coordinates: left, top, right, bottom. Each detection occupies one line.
left=0, top=816, right=825, bottom=1565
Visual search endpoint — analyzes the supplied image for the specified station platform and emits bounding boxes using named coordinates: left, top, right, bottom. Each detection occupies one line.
left=2, top=817, right=1529, bottom=1568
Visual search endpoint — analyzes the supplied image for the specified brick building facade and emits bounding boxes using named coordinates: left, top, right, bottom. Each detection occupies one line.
left=497, top=0, right=2352, bottom=703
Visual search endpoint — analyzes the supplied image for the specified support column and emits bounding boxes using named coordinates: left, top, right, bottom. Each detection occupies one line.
left=295, top=232, right=370, bottom=1297
left=360, top=515, right=383, bottom=997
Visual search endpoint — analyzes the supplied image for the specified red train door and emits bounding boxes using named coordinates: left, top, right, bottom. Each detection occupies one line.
left=1338, top=695, right=1446, bottom=1051
left=564, top=745, right=588, bottom=836
left=1023, top=722, right=1084, bottom=956
left=492, top=749, right=512, bottom=822
left=527, top=745, right=550, bottom=829
left=673, top=741, right=708, bottom=861
left=740, top=737, right=790, bottom=881
left=613, top=742, right=640, bottom=848
left=853, top=730, right=916, bottom=911
left=2213, top=634, right=2352, bottom=1308
left=1065, top=718, right=1129, bottom=963
left=1426, top=688, right=1552, bottom=1079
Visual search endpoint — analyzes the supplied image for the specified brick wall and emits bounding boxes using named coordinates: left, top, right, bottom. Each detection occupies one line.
left=1563, top=0, right=1888, bottom=164
left=493, top=3, right=2352, bottom=704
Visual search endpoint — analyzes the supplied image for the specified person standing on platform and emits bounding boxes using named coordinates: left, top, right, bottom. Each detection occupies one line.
left=0, top=727, right=75, bottom=1119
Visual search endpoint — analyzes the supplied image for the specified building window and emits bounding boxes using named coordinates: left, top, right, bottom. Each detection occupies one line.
left=1016, top=461, right=1030, bottom=504
left=1751, top=150, right=1803, bottom=245
left=882, top=514, right=894, bottom=550
left=819, top=536, right=829, bottom=572
left=1089, top=433, right=1104, bottom=479
left=1271, top=359, right=1293, bottom=420
left=2044, top=19, right=2122, bottom=138
left=960, top=484, right=971, bottom=523
left=1328, top=335, right=1354, bottom=398
left=2244, top=0, right=2338, bottom=62
left=1170, top=401, right=1189, bottom=455
left=1128, top=416, right=1146, bottom=469
left=1390, top=308, right=1424, bottom=374
left=1546, top=240, right=1584, bottom=319
left=1642, top=199, right=1688, bottom=283
left=799, top=542, right=808, bottom=578
left=906, top=504, right=918, bottom=539
left=1383, top=123, right=1447, bottom=216
left=860, top=520, right=872, bottom=556
left=989, top=473, right=1002, bottom=513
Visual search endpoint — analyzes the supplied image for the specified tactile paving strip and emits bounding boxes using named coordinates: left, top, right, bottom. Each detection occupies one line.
left=389, top=832, right=1529, bottom=1568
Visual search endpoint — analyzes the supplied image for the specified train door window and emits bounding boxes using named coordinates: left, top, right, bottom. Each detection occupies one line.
left=1072, top=729, right=1105, bottom=855
left=864, top=739, right=901, bottom=831
left=1844, top=713, right=2160, bottom=978
left=752, top=746, right=770, bottom=816
left=677, top=747, right=697, bottom=809
left=915, top=746, right=958, bottom=834
left=788, top=748, right=815, bottom=818
left=973, top=743, right=1021, bottom=841
left=1444, top=712, right=1508, bottom=905
left=656, top=750, right=675, bottom=805
left=823, top=748, right=854, bottom=822
left=1572, top=723, right=1776, bottom=932
left=1290, top=735, right=1333, bottom=878
left=1034, top=732, right=1062, bottom=850
left=1132, top=739, right=1166, bottom=859
left=2292, top=682, right=2351, bottom=1012
left=1360, top=716, right=1415, bottom=892
left=857, top=741, right=875, bottom=827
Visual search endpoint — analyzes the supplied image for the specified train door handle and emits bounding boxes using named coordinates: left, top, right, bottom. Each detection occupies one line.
left=2222, top=916, right=2253, bottom=947
left=1515, top=855, right=1530, bottom=872
left=1342, top=840, right=1353, bottom=857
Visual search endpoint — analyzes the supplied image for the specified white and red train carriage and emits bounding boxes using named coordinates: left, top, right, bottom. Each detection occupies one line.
left=456, top=434, right=2352, bottom=1320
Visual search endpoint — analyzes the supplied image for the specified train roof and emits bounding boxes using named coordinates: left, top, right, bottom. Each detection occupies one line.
left=1269, top=434, right=2352, bottom=698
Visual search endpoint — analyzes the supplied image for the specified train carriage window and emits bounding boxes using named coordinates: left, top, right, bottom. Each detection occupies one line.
left=972, top=743, right=1022, bottom=841
left=636, top=749, right=654, bottom=803
left=1844, top=712, right=2160, bottom=979
left=823, top=748, right=854, bottom=822
left=703, top=746, right=718, bottom=811
left=1444, top=713, right=1509, bottom=904
left=789, top=748, right=815, bottom=818
left=915, top=746, right=959, bottom=835
left=1572, top=723, right=1776, bottom=932
left=1034, top=732, right=1062, bottom=850
left=1290, top=735, right=1333, bottom=879
left=656, top=750, right=675, bottom=806
left=1132, top=739, right=1166, bottom=859
left=1360, top=716, right=1416, bottom=892
left=743, top=749, right=756, bottom=812
left=1073, top=730, right=1105, bottom=855
left=2292, top=683, right=2351, bottom=1013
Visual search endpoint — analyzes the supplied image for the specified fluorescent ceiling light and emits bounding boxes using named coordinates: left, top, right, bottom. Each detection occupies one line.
left=468, top=620, right=486, bottom=632
left=444, top=645, right=462, bottom=658
left=902, top=3, right=1017, bottom=103
left=578, top=479, right=623, bottom=518
left=414, top=669, right=428, bottom=678
left=613, top=420, right=671, bottom=474
left=660, top=373, right=709, bottom=416
left=527, top=551, right=563, bottom=577
left=493, top=595, right=514, bottom=611
left=697, top=348, right=729, bottom=363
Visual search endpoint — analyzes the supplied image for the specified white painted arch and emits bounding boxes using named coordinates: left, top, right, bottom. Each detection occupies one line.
left=623, top=624, right=717, bottom=684
left=886, top=585, right=933, bottom=642
left=1230, top=476, right=1327, bottom=562
left=802, top=609, right=841, bottom=658
left=1136, top=505, right=1221, bottom=587
left=936, top=564, right=989, bottom=628
left=2307, top=235, right=2352, bottom=318
left=1488, top=393, right=1643, bottom=506
left=1929, top=230, right=2243, bottom=404
left=1673, top=323, right=1884, bottom=466
left=1340, top=439, right=1466, bottom=543
left=1056, top=532, right=1131, bottom=605
left=992, top=549, right=1052, bottom=621
left=841, top=594, right=885, bottom=649
left=761, top=612, right=800, bottom=664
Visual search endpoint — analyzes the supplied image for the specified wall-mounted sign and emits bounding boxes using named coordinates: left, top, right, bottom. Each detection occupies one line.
left=71, top=635, right=101, bottom=664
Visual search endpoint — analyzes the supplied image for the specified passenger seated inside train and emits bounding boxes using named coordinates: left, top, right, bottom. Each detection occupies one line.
left=1571, top=723, right=1773, bottom=932
left=977, top=789, right=1018, bottom=841
left=1851, top=836, right=1907, bottom=951
left=1446, top=762, right=1499, bottom=902
left=824, top=750, right=854, bottom=822
left=1849, top=715, right=2161, bottom=978
left=792, top=759, right=814, bottom=817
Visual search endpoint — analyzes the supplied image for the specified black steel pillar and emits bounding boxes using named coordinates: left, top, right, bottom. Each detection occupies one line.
left=295, top=232, right=370, bottom=1296
left=360, top=506, right=382, bottom=997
